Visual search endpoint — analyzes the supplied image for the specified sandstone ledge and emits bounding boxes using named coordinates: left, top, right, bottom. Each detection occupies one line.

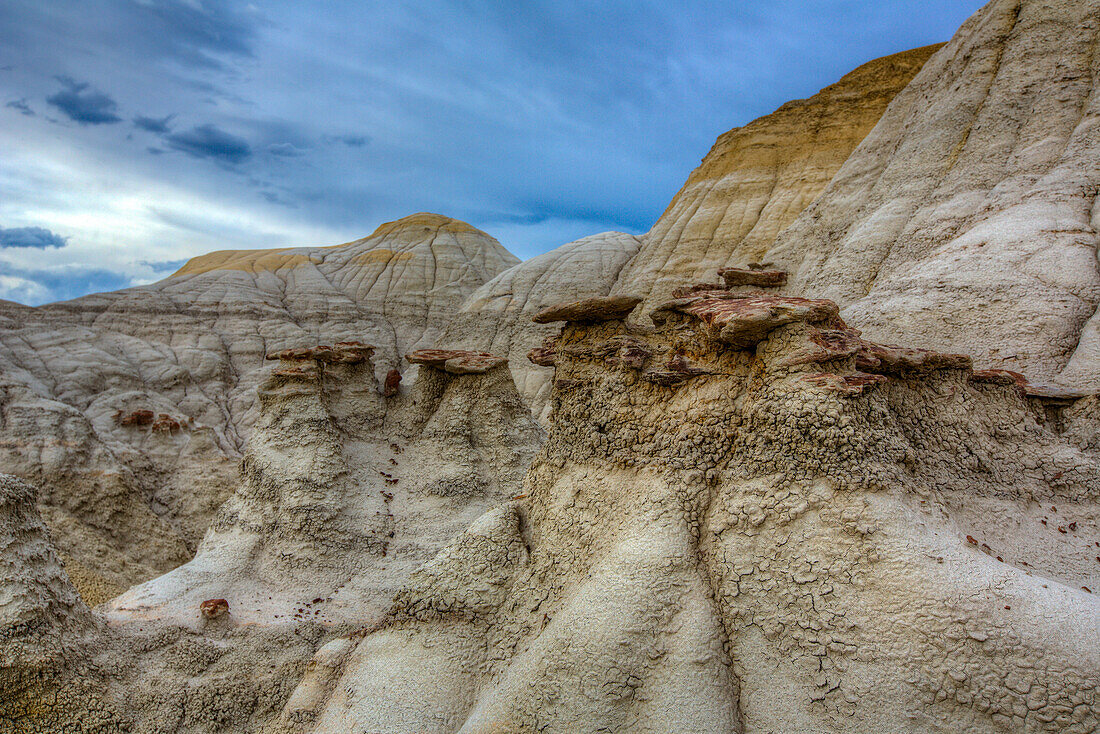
left=406, top=349, right=508, bottom=374
left=532, top=294, right=643, bottom=324
left=266, top=341, right=376, bottom=364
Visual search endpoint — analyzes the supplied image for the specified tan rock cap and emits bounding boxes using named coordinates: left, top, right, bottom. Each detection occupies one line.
left=406, top=349, right=507, bottom=375
left=532, top=294, right=643, bottom=324
left=265, top=341, right=376, bottom=364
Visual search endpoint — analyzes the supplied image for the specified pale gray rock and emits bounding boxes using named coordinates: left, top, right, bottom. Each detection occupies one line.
left=763, top=0, right=1100, bottom=389
left=440, top=231, right=641, bottom=423
left=0, top=213, right=519, bottom=590
left=289, top=290, right=1100, bottom=733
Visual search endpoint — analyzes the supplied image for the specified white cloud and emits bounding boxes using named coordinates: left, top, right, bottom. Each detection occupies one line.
left=0, top=274, right=49, bottom=303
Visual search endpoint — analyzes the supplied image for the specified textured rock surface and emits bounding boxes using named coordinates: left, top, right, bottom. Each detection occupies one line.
left=289, top=288, right=1100, bottom=733
left=440, top=231, right=641, bottom=423
left=763, top=0, right=1100, bottom=390
left=612, top=44, right=943, bottom=313
left=532, top=294, right=643, bottom=324
left=107, top=341, right=542, bottom=630
left=0, top=213, right=518, bottom=591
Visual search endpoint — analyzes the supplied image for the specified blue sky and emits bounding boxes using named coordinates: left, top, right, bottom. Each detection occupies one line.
left=0, top=0, right=985, bottom=305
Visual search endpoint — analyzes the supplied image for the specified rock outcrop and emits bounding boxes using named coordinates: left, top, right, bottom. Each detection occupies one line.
left=0, top=213, right=519, bottom=592
left=286, top=280, right=1100, bottom=733
left=612, top=44, right=944, bottom=313
left=440, top=231, right=641, bottom=423
left=107, top=341, right=542, bottom=629
left=760, top=0, right=1100, bottom=390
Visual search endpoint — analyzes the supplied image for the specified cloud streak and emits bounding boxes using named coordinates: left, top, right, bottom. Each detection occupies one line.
left=164, top=124, right=252, bottom=164
left=0, top=226, right=67, bottom=249
left=46, top=76, right=122, bottom=125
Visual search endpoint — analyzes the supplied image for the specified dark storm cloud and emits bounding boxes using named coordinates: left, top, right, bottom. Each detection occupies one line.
left=164, top=124, right=252, bottom=165
left=0, top=226, right=67, bottom=249
left=46, top=76, right=122, bottom=125
left=5, top=98, right=34, bottom=116
left=133, top=114, right=174, bottom=134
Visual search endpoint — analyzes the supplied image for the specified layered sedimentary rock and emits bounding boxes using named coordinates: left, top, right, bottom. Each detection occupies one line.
left=760, top=0, right=1100, bottom=389
left=0, top=474, right=121, bottom=732
left=287, top=282, right=1100, bottom=733
left=0, top=213, right=518, bottom=591
left=107, top=340, right=541, bottom=629
left=440, top=231, right=641, bottom=422
left=612, top=44, right=943, bottom=313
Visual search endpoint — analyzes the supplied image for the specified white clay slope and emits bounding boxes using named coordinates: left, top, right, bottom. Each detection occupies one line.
left=0, top=213, right=519, bottom=592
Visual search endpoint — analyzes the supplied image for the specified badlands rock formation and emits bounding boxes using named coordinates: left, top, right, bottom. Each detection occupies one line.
left=288, top=279, right=1100, bottom=733
left=441, top=231, right=641, bottom=422
left=107, top=340, right=540, bottom=628
left=612, top=43, right=943, bottom=313
left=2, top=339, right=541, bottom=732
left=761, top=0, right=1100, bottom=389
left=0, top=213, right=518, bottom=592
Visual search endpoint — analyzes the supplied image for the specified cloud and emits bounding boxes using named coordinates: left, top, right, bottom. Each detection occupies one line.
left=267, top=142, right=305, bottom=157
left=0, top=226, right=68, bottom=249
left=5, top=98, right=34, bottom=116
left=164, top=124, right=252, bottom=164
left=133, top=0, right=264, bottom=71
left=45, top=76, right=122, bottom=125
left=133, top=114, right=174, bottom=134
left=325, top=134, right=370, bottom=148
left=0, top=274, right=49, bottom=303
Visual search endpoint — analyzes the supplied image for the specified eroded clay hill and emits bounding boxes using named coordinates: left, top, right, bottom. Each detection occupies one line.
left=1, top=341, right=542, bottom=733
left=440, top=231, right=642, bottom=423
left=286, top=280, right=1100, bottom=733
left=761, top=0, right=1100, bottom=390
left=612, top=43, right=943, bottom=313
left=0, top=213, right=518, bottom=594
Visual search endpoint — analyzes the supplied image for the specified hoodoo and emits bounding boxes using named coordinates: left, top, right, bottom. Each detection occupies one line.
left=284, top=275, right=1100, bottom=733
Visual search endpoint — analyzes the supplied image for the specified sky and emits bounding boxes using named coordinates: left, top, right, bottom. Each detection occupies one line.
left=0, top=0, right=986, bottom=305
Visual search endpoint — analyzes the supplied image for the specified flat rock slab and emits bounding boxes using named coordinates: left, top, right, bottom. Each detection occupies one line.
left=855, top=342, right=971, bottom=376
left=678, top=295, right=840, bottom=349
left=718, top=267, right=788, bottom=288
left=266, top=341, right=376, bottom=364
left=533, top=295, right=642, bottom=324
left=1024, top=382, right=1098, bottom=400
left=406, top=349, right=507, bottom=374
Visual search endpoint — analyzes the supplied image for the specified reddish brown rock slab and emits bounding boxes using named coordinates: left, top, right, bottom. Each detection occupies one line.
left=406, top=349, right=507, bottom=375
left=527, top=346, right=557, bottom=367
left=383, top=368, right=402, bottom=397
left=670, top=283, right=729, bottom=298
left=718, top=267, right=788, bottom=288
left=271, top=365, right=320, bottom=380
left=532, top=294, right=643, bottom=324
left=115, top=409, right=155, bottom=427
left=969, top=369, right=1028, bottom=397
left=199, top=598, right=229, bottom=619
left=643, top=353, right=709, bottom=386
left=527, top=335, right=560, bottom=367
left=678, top=296, right=840, bottom=349
left=775, top=327, right=864, bottom=368
left=151, top=414, right=181, bottom=433
left=1024, top=382, right=1098, bottom=400
left=855, top=342, right=972, bottom=376
left=799, top=372, right=887, bottom=395
left=560, top=336, right=653, bottom=370
left=266, top=341, right=375, bottom=364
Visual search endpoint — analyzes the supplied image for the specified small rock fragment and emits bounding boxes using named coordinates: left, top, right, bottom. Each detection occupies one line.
left=199, top=598, right=229, bottom=619
left=383, top=368, right=402, bottom=397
